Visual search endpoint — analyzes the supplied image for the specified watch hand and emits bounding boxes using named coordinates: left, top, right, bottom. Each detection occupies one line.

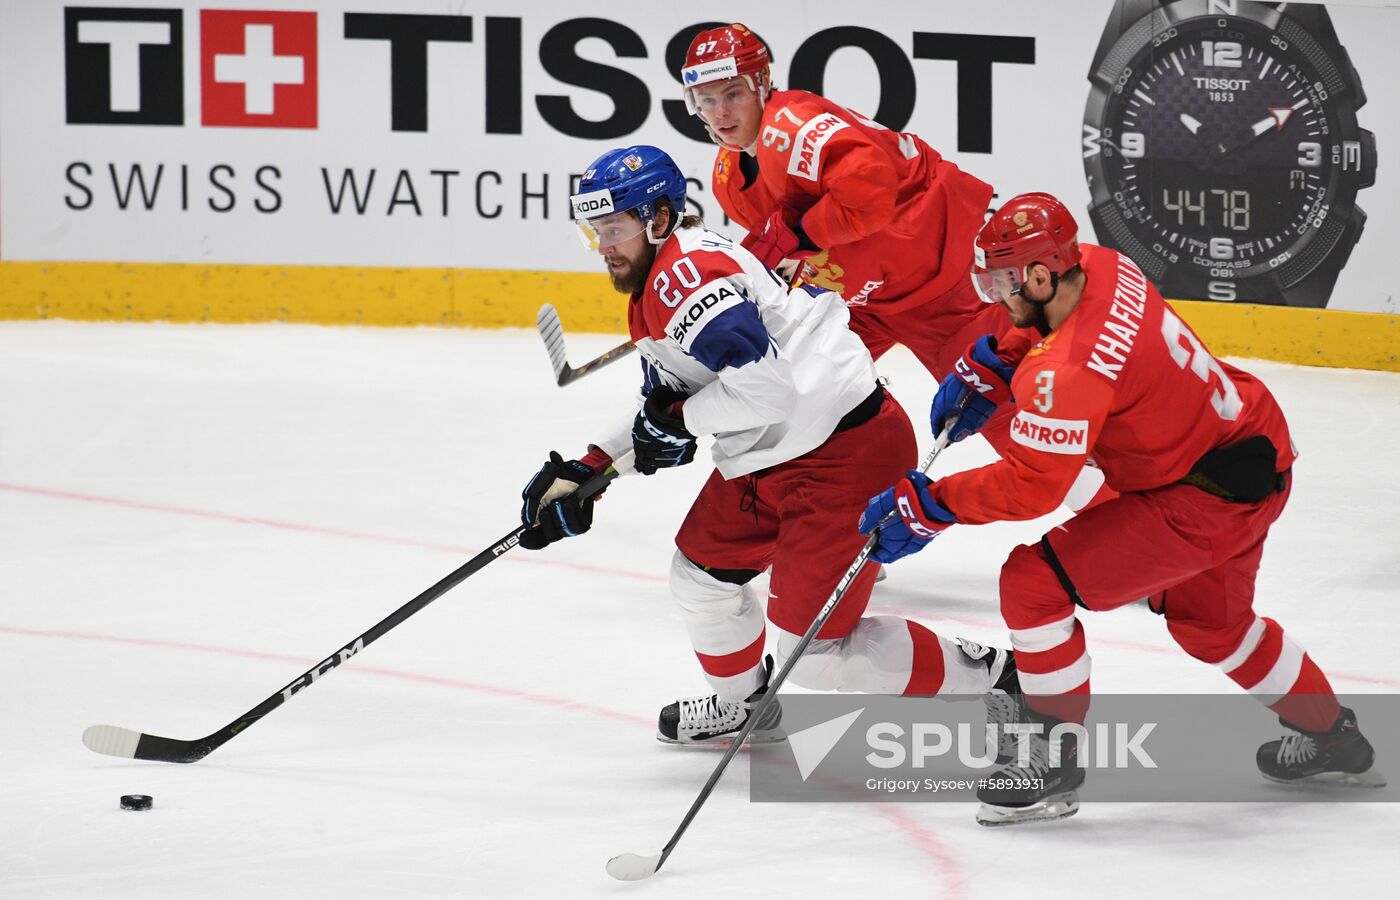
left=1179, top=113, right=1204, bottom=135
left=1213, top=99, right=1308, bottom=159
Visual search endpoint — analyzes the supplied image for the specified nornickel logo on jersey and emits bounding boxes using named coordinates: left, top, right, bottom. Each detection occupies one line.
left=788, top=113, right=849, bottom=182
left=1009, top=410, right=1088, bottom=455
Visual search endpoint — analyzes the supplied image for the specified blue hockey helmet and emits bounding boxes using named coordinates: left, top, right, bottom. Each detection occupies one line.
left=569, top=146, right=686, bottom=248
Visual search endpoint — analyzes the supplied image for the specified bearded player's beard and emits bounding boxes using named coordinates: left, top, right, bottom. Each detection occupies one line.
left=606, top=241, right=658, bottom=295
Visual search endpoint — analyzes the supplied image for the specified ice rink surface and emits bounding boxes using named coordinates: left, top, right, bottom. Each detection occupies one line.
left=2, top=320, right=1397, bottom=898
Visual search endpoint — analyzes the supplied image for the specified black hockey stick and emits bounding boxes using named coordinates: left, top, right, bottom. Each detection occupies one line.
left=537, top=303, right=636, bottom=387
left=82, top=467, right=620, bottom=764
left=606, top=416, right=962, bottom=881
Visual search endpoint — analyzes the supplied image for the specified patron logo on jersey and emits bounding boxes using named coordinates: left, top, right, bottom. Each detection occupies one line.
left=64, top=7, right=185, bottom=125
left=1010, top=410, right=1088, bottom=455
left=788, top=113, right=849, bottom=182
left=201, top=10, right=317, bottom=128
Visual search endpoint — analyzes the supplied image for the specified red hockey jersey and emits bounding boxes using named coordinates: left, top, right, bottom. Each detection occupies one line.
left=711, top=89, right=993, bottom=315
left=931, top=244, right=1296, bottom=524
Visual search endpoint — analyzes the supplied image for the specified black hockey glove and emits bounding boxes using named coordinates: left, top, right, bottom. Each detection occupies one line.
left=519, top=451, right=600, bottom=550
left=632, top=386, right=697, bottom=476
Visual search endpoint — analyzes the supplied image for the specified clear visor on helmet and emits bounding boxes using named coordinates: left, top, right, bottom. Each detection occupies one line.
left=574, top=212, right=646, bottom=252
left=971, top=266, right=1023, bottom=305
left=686, top=75, right=756, bottom=118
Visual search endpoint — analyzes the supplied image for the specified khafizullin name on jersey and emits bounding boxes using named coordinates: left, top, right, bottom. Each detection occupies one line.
left=1087, top=258, right=1149, bottom=382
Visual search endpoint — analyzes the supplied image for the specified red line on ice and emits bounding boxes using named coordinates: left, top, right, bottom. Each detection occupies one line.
left=4, top=479, right=1393, bottom=688
left=0, top=622, right=967, bottom=896
left=0, top=481, right=667, bottom=583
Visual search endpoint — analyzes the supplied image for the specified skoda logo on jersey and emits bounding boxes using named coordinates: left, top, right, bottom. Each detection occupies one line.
left=570, top=189, right=614, bottom=219
left=669, top=285, right=737, bottom=344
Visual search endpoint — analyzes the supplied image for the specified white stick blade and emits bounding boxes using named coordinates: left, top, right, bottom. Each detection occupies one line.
left=606, top=852, right=662, bottom=882
left=535, top=304, right=569, bottom=378
left=82, top=724, right=142, bottom=758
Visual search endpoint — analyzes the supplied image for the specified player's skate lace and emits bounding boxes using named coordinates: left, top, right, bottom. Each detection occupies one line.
left=678, top=694, right=738, bottom=731
left=1002, top=734, right=1056, bottom=780
left=1277, top=733, right=1318, bottom=766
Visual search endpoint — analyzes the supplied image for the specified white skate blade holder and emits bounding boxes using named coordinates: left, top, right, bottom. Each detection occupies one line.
left=654, top=727, right=787, bottom=747
left=1262, top=767, right=1388, bottom=789
left=976, top=793, right=1081, bottom=827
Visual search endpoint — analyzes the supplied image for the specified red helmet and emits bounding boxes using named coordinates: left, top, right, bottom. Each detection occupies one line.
left=681, top=23, right=772, bottom=116
left=971, top=193, right=1081, bottom=304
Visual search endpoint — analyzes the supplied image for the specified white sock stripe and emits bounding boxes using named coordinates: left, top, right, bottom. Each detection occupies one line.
left=1009, top=612, right=1078, bottom=654
left=1016, top=653, right=1092, bottom=695
left=1245, top=634, right=1306, bottom=699
left=705, top=666, right=765, bottom=703
left=1214, top=616, right=1266, bottom=673
left=685, top=612, right=765, bottom=657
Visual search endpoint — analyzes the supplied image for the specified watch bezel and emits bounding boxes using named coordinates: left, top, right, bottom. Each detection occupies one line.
left=1082, top=0, right=1373, bottom=303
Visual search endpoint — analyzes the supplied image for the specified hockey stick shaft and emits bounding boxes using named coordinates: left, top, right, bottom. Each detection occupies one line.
left=536, top=303, right=636, bottom=387
left=558, top=341, right=637, bottom=386
left=83, top=467, right=620, bottom=764
left=609, top=418, right=960, bottom=880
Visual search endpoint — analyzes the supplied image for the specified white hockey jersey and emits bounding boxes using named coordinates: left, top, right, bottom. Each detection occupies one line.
left=595, top=224, right=877, bottom=479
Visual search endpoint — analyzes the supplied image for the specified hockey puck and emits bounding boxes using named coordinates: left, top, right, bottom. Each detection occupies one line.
left=119, top=794, right=153, bottom=811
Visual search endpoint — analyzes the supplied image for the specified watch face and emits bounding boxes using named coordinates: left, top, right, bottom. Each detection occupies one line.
left=1083, top=1, right=1373, bottom=304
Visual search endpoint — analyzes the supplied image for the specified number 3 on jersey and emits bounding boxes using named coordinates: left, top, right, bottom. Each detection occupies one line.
left=1033, top=371, right=1054, bottom=412
left=1160, top=309, right=1242, bottom=420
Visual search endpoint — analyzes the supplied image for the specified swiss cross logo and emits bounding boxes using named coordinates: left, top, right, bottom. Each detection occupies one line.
left=200, top=10, right=317, bottom=128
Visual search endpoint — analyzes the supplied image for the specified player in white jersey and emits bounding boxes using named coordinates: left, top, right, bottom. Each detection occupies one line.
left=517, top=145, right=1018, bottom=744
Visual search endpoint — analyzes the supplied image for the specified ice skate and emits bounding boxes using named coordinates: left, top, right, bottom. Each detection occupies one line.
left=955, top=639, right=1024, bottom=764
left=657, top=655, right=784, bottom=746
left=1257, top=706, right=1386, bottom=788
left=976, top=726, right=1084, bottom=826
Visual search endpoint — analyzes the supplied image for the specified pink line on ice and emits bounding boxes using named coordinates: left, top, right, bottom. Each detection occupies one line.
left=3, top=479, right=1392, bottom=689
left=0, top=623, right=968, bottom=897
left=0, top=481, right=667, bottom=584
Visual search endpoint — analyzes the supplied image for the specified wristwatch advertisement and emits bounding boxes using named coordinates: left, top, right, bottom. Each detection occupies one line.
left=1083, top=0, right=1375, bottom=307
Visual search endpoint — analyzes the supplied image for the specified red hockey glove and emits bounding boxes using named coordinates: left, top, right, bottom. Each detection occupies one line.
left=742, top=211, right=818, bottom=272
